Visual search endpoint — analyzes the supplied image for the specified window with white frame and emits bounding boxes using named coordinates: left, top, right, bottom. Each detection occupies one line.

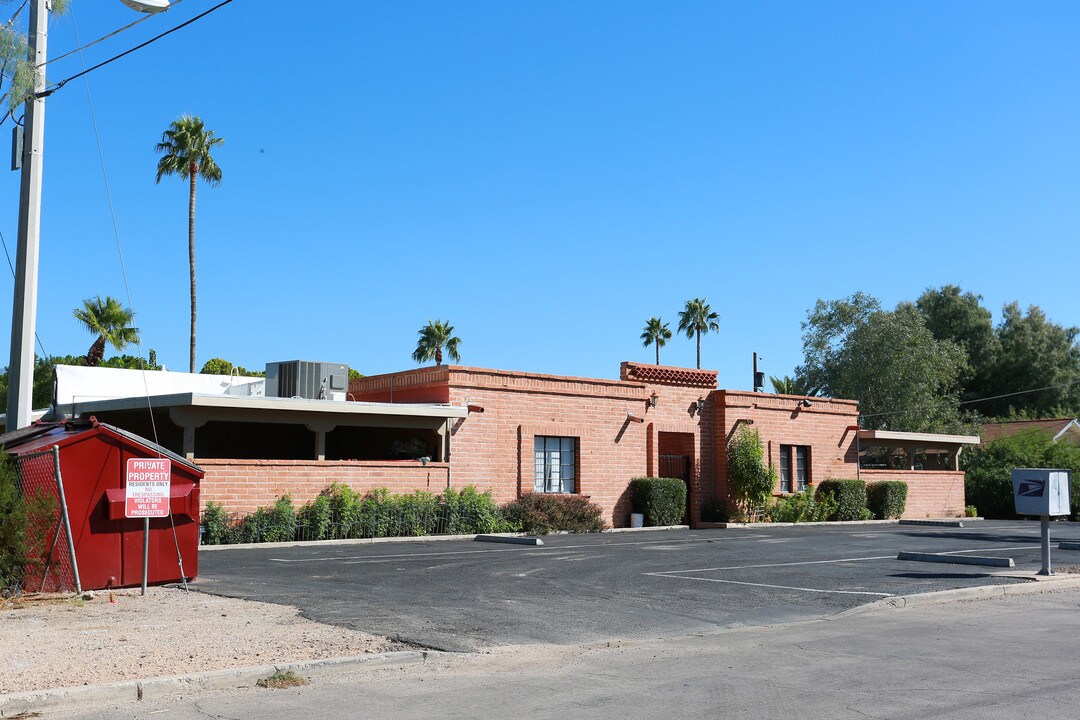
left=779, top=445, right=810, bottom=493
left=534, top=436, right=577, bottom=493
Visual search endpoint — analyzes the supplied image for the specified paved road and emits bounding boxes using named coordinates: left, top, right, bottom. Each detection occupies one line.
left=195, top=520, right=1078, bottom=652
left=57, top=586, right=1080, bottom=720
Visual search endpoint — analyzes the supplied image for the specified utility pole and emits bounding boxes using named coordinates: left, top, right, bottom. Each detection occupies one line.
left=6, top=0, right=48, bottom=430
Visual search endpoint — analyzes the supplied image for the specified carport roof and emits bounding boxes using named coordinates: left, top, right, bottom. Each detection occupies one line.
left=857, top=429, right=980, bottom=448
left=55, top=393, right=468, bottom=422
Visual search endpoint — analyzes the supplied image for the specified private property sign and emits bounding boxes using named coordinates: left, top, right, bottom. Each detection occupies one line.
left=125, top=458, right=171, bottom=518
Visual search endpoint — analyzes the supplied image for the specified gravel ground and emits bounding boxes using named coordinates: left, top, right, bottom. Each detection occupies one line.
left=0, top=587, right=400, bottom=694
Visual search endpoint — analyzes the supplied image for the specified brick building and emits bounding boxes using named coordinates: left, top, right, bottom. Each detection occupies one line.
left=348, top=362, right=976, bottom=526
left=48, top=362, right=977, bottom=525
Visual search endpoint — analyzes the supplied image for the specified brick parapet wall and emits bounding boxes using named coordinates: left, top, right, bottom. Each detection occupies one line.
left=713, top=390, right=860, bottom=506
left=447, top=384, right=650, bottom=527
left=860, top=469, right=966, bottom=519
left=197, top=458, right=452, bottom=514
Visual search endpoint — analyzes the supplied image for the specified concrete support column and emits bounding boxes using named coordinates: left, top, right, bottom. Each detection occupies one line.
left=306, top=422, right=335, bottom=461
left=182, top=426, right=196, bottom=461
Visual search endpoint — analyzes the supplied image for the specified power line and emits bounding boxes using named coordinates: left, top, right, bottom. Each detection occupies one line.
left=45, top=0, right=188, bottom=67
left=858, top=378, right=1080, bottom=421
left=39, top=0, right=234, bottom=98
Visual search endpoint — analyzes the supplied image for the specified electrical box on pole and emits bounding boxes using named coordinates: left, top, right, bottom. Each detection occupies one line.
left=11, top=126, right=22, bottom=171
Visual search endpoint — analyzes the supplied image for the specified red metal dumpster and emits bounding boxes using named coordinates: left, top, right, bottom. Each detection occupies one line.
left=1, top=418, right=202, bottom=590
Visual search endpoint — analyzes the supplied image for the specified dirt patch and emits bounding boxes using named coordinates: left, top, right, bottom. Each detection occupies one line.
left=0, top=587, right=400, bottom=694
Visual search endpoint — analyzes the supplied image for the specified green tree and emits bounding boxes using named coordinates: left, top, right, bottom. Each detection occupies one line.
left=72, top=296, right=140, bottom=367
left=963, top=432, right=1080, bottom=519
left=199, top=358, right=264, bottom=377
left=0, top=0, right=70, bottom=110
left=727, top=425, right=776, bottom=520
left=412, top=320, right=461, bottom=366
left=640, top=317, right=672, bottom=365
left=797, top=294, right=967, bottom=432
left=155, top=115, right=224, bottom=373
left=913, top=285, right=997, bottom=402
left=677, top=298, right=720, bottom=369
left=981, top=303, right=1080, bottom=417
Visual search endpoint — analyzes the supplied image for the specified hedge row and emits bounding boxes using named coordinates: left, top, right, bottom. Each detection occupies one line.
left=201, top=484, right=608, bottom=544
left=766, top=479, right=907, bottom=523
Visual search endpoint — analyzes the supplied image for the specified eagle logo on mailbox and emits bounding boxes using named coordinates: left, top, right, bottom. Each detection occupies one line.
left=1017, top=478, right=1045, bottom=497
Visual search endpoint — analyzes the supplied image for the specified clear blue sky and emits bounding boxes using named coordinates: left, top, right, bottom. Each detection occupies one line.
left=1, top=1, right=1078, bottom=389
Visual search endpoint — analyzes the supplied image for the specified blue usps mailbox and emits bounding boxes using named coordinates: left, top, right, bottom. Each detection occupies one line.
left=1012, top=468, right=1072, bottom=575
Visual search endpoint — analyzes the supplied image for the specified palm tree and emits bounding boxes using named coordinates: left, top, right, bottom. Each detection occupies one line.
left=640, top=317, right=672, bottom=365
left=412, top=320, right=461, bottom=366
left=677, top=298, right=720, bottom=369
left=154, top=115, right=223, bottom=373
left=769, top=374, right=818, bottom=396
left=73, top=296, right=140, bottom=367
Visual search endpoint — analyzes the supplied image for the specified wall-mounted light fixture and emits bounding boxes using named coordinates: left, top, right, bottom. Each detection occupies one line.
left=648, top=391, right=659, bottom=409
left=626, top=412, right=645, bottom=424
left=418, top=456, right=431, bottom=466
left=799, top=399, right=813, bottom=408
left=696, top=396, right=707, bottom=413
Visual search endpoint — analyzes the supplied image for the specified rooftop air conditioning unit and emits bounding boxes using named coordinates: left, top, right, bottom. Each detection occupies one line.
left=265, top=361, right=349, bottom=401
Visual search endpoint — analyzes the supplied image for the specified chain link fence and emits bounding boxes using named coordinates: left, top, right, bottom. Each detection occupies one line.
left=14, top=446, right=81, bottom=594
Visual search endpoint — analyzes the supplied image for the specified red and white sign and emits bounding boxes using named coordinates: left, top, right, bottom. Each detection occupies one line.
left=125, top=458, right=171, bottom=518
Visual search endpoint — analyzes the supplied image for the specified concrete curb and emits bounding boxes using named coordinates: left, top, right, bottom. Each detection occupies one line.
left=897, top=551, right=1014, bottom=568
left=0, top=650, right=436, bottom=717
left=605, top=524, right=688, bottom=533
left=475, top=535, right=543, bottom=546
left=703, top=519, right=900, bottom=529
left=834, top=575, right=1080, bottom=619
left=899, top=519, right=979, bottom=527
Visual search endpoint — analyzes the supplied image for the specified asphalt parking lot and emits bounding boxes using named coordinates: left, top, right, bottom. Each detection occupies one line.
left=195, top=520, right=1079, bottom=652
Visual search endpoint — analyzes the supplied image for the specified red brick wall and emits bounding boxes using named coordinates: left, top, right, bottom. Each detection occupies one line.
left=713, top=390, right=860, bottom=505
left=444, top=367, right=653, bottom=527
left=198, top=459, right=450, bottom=514
left=861, top=469, right=966, bottom=519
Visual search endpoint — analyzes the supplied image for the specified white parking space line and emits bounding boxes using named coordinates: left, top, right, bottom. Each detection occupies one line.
left=654, top=544, right=1045, bottom=577
left=268, top=535, right=765, bottom=563
left=643, top=572, right=894, bottom=597
left=942, top=545, right=1042, bottom=555
left=653, top=555, right=896, bottom=575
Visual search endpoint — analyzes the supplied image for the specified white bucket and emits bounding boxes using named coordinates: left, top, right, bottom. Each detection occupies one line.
left=630, top=513, right=644, bottom=528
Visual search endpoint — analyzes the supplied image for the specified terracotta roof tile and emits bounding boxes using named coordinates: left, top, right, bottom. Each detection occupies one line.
left=619, top=361, right=718, bottom=388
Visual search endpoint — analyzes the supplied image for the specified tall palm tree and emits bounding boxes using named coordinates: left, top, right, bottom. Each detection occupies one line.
left=640, top=317, right=672, bottom=365
left=677, top=298, right=720, bottom=369
left=154, top=115, right=223, bottom=373
left=412, top=320, right=461, bottom=366
left=73, top=296, right=140, bottom=367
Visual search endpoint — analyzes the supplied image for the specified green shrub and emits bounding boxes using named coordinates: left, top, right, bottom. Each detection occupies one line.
left=296, top=494, right=333, bottom=541
left=815, top=479, right=870, bottom=521
left=502, top=493, right=606, bottom=534
left=965, top=504, right=978, bottom=518
left=629, top=477, right=687, bottom=526
left=866, top=481, right=908, bottom=520
left=767, top=488, right=837, bottom=523
left=200, top=502, right=230, bottom=545
left=444, top=486, right=510, bottom=534
left=728, top=427, right=777, bottom=519
left=0, top=451, right=27, bottom=592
